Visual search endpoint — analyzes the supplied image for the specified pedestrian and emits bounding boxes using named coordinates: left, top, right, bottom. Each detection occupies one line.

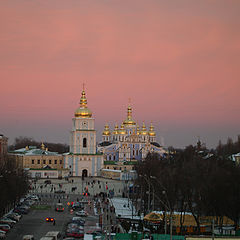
left=53, top=219, right=56, bottom=225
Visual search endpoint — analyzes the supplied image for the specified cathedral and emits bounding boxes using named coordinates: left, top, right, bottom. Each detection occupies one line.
left=98, top=105, right=166, bottom=165
left=64, top=89, right=104, bottom=177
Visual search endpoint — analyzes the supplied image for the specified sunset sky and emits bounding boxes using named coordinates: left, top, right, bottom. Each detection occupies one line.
left=0, top=0, right=240, bottom=148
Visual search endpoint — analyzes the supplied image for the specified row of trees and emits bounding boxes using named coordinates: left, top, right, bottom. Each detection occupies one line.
left=8, top=136, right=69, bottom=153
left=0, top=155, right=29, bottom=216
left=134, top=136, right=240, bottom=234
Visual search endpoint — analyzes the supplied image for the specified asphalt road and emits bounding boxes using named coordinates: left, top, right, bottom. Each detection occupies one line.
left=5, top=193, right=99, bottom=240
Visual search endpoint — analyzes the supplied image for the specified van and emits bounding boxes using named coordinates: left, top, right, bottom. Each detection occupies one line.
left=55, top=203, right=64, bottom=212
left=45, top=231, right=61, bottom=240
left=22, top=235, right=34, bottom=240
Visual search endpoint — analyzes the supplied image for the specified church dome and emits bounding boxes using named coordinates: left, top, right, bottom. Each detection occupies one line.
left=123, top=105, right=136, bottom=126
left=119, top=124, right=127, bottom=135
left=141, top=122, right=148, bottom=135
left=102, top=123, right=111, bottom=136
left=148, top=123, right=156, bottom=136
left=112, top=124, right=119, bottom=135
left=75, top=90, right=92, bottom=118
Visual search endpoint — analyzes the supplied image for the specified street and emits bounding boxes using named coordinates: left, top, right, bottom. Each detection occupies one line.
left=5, top=177, right=126, bottom=239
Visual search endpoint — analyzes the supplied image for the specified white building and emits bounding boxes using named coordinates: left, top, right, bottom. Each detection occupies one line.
left=64, top=89, right=104, bottom=177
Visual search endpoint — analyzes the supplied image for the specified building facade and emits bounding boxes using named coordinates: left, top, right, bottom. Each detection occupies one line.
left=64, top=89, right=103, bottom=177
left=98, top=105, right=166, bottom=172
left=10, top=143, right=64, bottom=170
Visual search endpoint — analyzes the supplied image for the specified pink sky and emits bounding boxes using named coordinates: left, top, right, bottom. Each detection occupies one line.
left=0, top=0, right=240, bottom=148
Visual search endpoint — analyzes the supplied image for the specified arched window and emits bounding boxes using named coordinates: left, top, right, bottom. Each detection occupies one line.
left=83, top=138, right=87, bottom=148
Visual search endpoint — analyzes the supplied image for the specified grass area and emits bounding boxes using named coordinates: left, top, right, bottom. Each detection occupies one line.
left=31, top=205, right=51, bottom=210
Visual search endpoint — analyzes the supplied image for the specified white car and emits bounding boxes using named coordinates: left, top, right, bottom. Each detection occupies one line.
left=75, top=210, right=88, bottom=217
left=28, top=195, right=39, bottom=201
left=0, top=230, right=6, bottom=239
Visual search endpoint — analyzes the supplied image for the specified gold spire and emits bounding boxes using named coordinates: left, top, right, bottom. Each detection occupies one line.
left=136, top=124, right=141, bottom=135
left=75, top=88, right=92, bottom=118
left=119, top=123, right=127, bottom=135
left=112, top=124, right=119, bottom=135
left=102, top=123, right=111, bottom=136
left=148, top=122, right=156, bottom=137
left=123, top=104, right=136, bottom=126
left=41, top=142, right=45, bottom=150
left=141, top=122, right=148, bottom=135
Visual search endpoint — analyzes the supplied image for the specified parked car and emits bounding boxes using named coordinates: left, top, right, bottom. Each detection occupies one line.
left=4, top=214, right=21, bottom=222
left=13, top=207, right=29, bottom=214
left=0, top=230, right=6, bottom=239
left=0, top=224, right=11, bottom=232
left=0, top=218, right=16, bottom=227
left=75, top=210, right=88, bottom=217
left=65, top=228, right=84, bottom=238
left=72, top=217, right=85, bottom=224
left=27, top=195, right=39, bottom=201
left=67, top=223, right=84, bottom=231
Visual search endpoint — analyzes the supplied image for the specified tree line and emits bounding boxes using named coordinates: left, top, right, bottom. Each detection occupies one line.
left=0, top=154, right=29, bottom=216
left=134, top=136, right=240, bottom=234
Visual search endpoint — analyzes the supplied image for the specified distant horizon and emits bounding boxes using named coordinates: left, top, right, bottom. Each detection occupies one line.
left=0, top=0, right=239, bottom=149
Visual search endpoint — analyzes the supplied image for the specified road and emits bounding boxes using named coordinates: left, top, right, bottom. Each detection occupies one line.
left=5, top=177, right=127, bottom=239
left=5, top=193, right=99, bottom=240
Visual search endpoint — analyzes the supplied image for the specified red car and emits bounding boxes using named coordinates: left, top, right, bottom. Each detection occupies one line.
left=66, top=229, right=84, bottom=238
left=0, top=224, right=11, bottom=232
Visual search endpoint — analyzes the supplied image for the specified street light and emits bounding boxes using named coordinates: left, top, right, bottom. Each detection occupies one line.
left=150, top=176, right=173, bottom=240
left=139, top=174, right=153, bottom=213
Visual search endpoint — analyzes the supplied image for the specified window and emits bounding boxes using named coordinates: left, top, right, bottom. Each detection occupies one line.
left=37, top=159, right=40, bottom=164
left=32, top=159, right=34, bottom=164
left=109, top=155, right=112, bottom=160
left=49, top=160, right=52, bottom=164
left=83, top=138, right=87, bottom=148
left=55, top=160, right=57, bottom=164
left=60, top=160, right=62, bottom=164
left=43, top=160, right=46, bottom=164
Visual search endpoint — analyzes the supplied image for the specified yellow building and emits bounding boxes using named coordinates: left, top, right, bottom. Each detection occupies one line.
left=10, top=144, right=64, bottom=170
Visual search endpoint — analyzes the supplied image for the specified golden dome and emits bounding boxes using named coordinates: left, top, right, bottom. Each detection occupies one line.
left=141, top=122, right=148, bottom=135
left=75, top=90, right=92, bottom=118
left=123, top=105, right=136, bottom=126
left=112, top=124, right=119, bottom=135
left=119, top=124, right=127, bottom=135
left=148, top=122, right=156, bottom=137
left=102, top=123, right=111, bottom=136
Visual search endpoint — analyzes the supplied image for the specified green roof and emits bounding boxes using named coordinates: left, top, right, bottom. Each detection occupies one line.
left=104, top=161, right=117, bottom=165
left=123, top=161, right=138, bottom=165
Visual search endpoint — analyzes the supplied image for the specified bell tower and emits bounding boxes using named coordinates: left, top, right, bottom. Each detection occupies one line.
left=70, top=89, right=96, bottom=155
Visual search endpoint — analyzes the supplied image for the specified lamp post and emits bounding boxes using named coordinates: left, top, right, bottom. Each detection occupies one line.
left=150, top=176, right=172, bottom=240
left=139, top=174, right=154, bottom=213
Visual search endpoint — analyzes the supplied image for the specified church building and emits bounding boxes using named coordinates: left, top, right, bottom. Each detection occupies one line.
left=98, top=104, right=166, bottom=177
left=64, top=89, right=103, bottom=177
